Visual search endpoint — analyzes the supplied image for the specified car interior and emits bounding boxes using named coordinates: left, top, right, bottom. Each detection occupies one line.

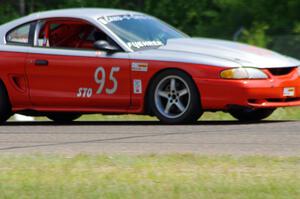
left=37, top=19, right=117, bottom=50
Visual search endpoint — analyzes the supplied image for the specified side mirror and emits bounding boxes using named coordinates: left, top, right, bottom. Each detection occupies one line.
left=94, top=40, right=120, bottom=52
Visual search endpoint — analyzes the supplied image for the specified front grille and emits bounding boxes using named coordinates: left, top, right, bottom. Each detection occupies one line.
left=268, top=67, right=295, bottom=76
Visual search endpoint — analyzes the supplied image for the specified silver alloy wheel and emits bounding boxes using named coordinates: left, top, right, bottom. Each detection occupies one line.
left=154, top=75, right=191, bottom=119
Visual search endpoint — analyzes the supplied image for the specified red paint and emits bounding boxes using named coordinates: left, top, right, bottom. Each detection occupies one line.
left=26, top=53, right=131, bottom=109
left=1, top=51, right=300, bottom=114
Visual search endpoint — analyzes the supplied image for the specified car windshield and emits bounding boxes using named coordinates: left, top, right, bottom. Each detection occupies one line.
left=98, top=14, right=188, bottom=51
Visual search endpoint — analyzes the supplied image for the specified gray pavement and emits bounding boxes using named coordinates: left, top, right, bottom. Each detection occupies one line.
left=0, top=121, right=299, bottom=156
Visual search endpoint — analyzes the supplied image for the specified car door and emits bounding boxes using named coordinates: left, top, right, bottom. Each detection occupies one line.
left=26, top=18, right=131, bottom=109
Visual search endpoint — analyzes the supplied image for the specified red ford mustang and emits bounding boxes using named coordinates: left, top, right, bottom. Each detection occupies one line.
left=0, top=8, right=300, bottom=124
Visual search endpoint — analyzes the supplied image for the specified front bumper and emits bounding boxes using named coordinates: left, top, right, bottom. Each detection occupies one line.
left=194, top=75, right=300, bottom=110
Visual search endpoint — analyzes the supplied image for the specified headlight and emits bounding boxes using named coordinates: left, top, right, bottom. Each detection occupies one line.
left=220, top=67, right=268, bottom=79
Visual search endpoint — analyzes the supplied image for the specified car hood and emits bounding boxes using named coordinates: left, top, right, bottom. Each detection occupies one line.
left=130, top=38, right=300, bottom=68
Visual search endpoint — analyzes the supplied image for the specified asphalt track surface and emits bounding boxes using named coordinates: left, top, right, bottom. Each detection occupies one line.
left=0, top=120, right=299, bottom=156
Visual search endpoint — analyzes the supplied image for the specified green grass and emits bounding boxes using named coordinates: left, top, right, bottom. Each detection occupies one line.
left=0, top=155, right=299, bottom=199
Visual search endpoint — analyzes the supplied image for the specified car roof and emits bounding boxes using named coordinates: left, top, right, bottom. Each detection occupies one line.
left=0, top=8, right=144, bottom=31
left=29, top=8, right=142, bottom=20
left=0, top=8, right=144, bottom=47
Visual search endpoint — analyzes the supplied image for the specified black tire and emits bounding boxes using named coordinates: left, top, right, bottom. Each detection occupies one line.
left=47, top=113, right=81, bottom=123
left=148, top=69, right=203, bottom=124
left=0, top=82, right=12, bottom=123
left=229, top=108, right=275, bottom=122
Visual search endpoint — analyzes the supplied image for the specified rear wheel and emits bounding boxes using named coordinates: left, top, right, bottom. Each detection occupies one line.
left=229, top=108, right=275, bottom=122
left=148, top=69, right=203, bottom=124
left=0, top=82, right=12, bottom=123
left=47, top=113, right=81, bottom=123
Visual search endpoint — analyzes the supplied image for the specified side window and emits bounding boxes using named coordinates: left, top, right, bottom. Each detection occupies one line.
left=6, top=22, right=34, bottom=45
left=37, top=19, right=118, bottom=50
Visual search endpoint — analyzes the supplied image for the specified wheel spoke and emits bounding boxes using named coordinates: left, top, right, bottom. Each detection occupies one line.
left=175, top=100, right=185, bottom=112
left=164, top=102, right=173, bottom=114
left=178, top=89, right=188, bottom=97
left=158, top=91, right=169, bottom=99
left=155, top=75, right=192, bottom=119
left=170, top=78, right=176, bottom=92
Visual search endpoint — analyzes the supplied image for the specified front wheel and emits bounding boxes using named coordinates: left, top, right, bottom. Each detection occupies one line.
left=47, top=113, right=81, bottom=123
left=148, top=69, right=203, bottom=124
left=229, top=108, right=275, bottom=122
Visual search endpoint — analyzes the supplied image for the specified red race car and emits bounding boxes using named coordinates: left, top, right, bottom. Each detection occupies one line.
left=0, top=8, right=300, bottom=124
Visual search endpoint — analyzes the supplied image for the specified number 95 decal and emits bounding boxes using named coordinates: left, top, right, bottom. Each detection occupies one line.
left=77, top=66, right=120, bottom=98
left=94, top=66, right=120, bottom=94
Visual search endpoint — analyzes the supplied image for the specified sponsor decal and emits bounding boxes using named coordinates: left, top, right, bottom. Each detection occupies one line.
left=98, top=14, right=150, bottom=25
left=283, top=87, right=295, bottom=97
left=127, top=40, right=163, bottom=49
left=77, top=88, right=93, bottom=98
left=131, top=62, right=148, bottom=72
left=133, top=79, right=142, bottom=94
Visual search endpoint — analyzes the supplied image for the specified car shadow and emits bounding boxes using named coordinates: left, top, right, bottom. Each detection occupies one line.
left=2, top=120, right=295, bottom=126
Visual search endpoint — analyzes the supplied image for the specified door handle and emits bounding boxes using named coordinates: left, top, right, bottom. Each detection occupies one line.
left=35, top=60, right=48, bottom=66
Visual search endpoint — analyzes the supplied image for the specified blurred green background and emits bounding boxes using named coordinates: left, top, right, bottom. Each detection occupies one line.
left=1, top=0, right=300, bottom=121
